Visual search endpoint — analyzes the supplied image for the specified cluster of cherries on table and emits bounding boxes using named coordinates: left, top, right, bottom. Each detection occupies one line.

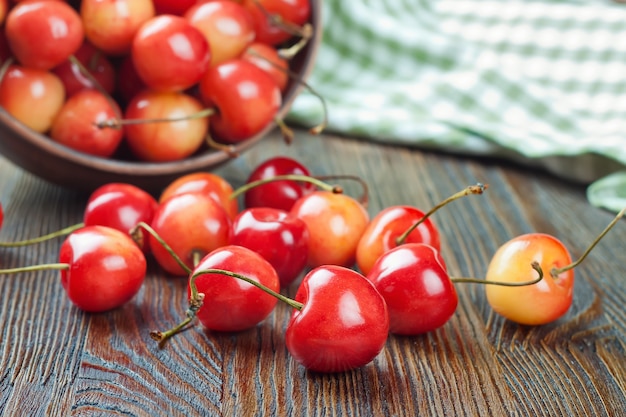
left=1, top=155, right=623, bottom=374
left=0, top=0, right=312, bottom=161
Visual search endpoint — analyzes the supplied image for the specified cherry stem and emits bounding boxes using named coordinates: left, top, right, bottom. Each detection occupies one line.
left=252, top=0, right=312, bottom=41
left=204, top=131, right=239, bottom=158
left=229, top=174, right=343, bottom=200
left=278, top=23, right=313, bottom=60
left=274, top=116, right=295, bottom=144
left=68, top=55, right=122, bottom=120
left=96, top=107, right=216, bottom=130
left=0, top=263, right=69, bottom=274
left=451, top=261, right=544, bottom=286
left=396, top=183, right=488, bottom=246
left=313, top=174, right=370, bottom=208
left=151, top=267, right=303, bottom=346
left=130, top=222, right=192, bottom=275
left=550, top=206, right=625, bottom=278
left=0, top=57, right=14, bottom=85
left=0, top=222, right=84, bottom=247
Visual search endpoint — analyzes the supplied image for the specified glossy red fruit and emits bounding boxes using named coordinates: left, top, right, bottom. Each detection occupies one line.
left=285, top=265, right=389, bottom=373
left=486, top=233, right=574, bottom=326
left=149, top=192, right=231, bottom=276
left=242, top=0, right=310, bottom=46
left=59, top=225, right=147, bottom=313
left=159, top=172, right=238, bottom=220
left=290, top=191, right=370, bottom=268
left=190, top=245, right=280, bottom=332
left=5, top=0, right=84, bottom=70
left=356, top=205, right=440, bottom=276
left=230, top=207, right=309, bottom=287
left=244, top=156, right=315, bottom=211
left=366, top=243, right=457, bottom=335
left=132, top=14, right=211, bottom=92
left=83, top=183, right=159, bottom=253
left=242, top=42, right=289, bottom=92
left=199, top=58, right=281, bottom=143
left=0, top=202, right=4, bottom=230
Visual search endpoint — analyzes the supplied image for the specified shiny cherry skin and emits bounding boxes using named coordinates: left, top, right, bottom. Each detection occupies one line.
left=290, top=191, right=370, bottom=268
left=59, top=225, right=147, bottom=313
left=83, top=183, right=159, bottom=253
left=244, top=156, right=315, bottom=212
left=285, top=265, right=389, bottom=373
left=242, top=0, right=311, bottom=46
left=356, top=205, right=440, bottom=276
left=5, top=0, right=84, bottom=70
left=159, top=172, right=238, bottom=220
left=199, top=58, right=281, bottom=144
left=132, top=14, right=211, bottom=92
left=149, top=192, right=232, bottom=276
left=242, top=42, right=289, bottom=92
left=486, top=233, right=574, bottom=326
left=190, top=245, right=280, bottom=332
left=230, top=207, right=309, bottom=287
left=366, top=243, right=457, bottom=335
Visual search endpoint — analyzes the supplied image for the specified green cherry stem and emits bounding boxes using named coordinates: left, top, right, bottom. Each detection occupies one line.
left=68, top=55, right=122, bottom=120
left=396, top=183, right=488, bottom=246
left=130, top=221, right=192, bottom=275
left=95, top=107, right=216, bottom=130
left=451, top=261, right=544, bottom=286
left=0, top=263, right=69, bottom=275
left=313, top=174, right=370, bottom=208
left=549, top=206, right=625, bottom=278
left=229, top=174, right=344, bottom=200
left=0, top=223, right=84, bottom=247
left=150, top=268, right=304, bottom=346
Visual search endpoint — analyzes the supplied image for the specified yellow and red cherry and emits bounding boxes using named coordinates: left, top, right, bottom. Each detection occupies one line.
left=285, top=265, right=389, bottom=373
left=199, top=58, right=281, bottom=144
left=5, top=0, right=84, bottom=70
left=230, top=207, right=309, bottom=287
left=0, top=64, right=65, bottom=133
left=49, top=88, right=124, bottom=158
left=131, top=14, right=211, bottom=92
left=81, top=0, right=155, bottom=56
left=244, top=156, right=315, bottom=211
left=83, top=183, right=159, bottom=254
left=159, top=172, right=238, bottom=220
left=185, top=0, right=256, bottom=67
left=148, top=192, right=232, bottom=276
left=290, top=191, right=369, bottom=268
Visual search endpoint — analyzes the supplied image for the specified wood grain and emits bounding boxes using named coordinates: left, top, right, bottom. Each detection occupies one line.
left=0, top=130, right=624, bottom=416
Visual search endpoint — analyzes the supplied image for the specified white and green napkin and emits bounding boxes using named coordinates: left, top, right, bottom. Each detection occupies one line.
left=288, top=0, right=626, bottom=213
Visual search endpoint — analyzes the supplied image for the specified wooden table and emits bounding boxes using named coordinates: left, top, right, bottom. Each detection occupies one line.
left=1, top=130, right=624, bottom=416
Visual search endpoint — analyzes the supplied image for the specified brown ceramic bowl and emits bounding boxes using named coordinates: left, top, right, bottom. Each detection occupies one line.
left=0, top=1, right=321, bottom=194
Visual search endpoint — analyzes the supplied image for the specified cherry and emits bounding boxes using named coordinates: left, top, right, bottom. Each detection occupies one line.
left=0, top=64, right=65, bottom=133
left=0, top=225, right=147, bottom=313
left=243, top=156, right=315, bottom=211
left=114, top=55, right=147, bottom=105
left=159, top=172, right=238, bottom=220
left=285, top=265, right=389, bottom=373
left=199, top=58, right=281, bottom=144
left=80, top=0, right=155, bottom=56
left=83, top=183, right=159, bottom=253
left=185, top=0, right=255, bottom=67
left=242, top=41, right=289, bottom=92
left=131, top=14, right=211, bottom=92
left=230, top=207, right=309, bottom=287
left=290, top=190, right=369, bottom=268
left=0, top=202, right=3, bottom=230
left=5, top=0, right=84, bottom=70
left=242, top=0, right=311, bottom=46
left=49, top=88, right=124, bottom=158
left=147, top=192, right=232, bottom=276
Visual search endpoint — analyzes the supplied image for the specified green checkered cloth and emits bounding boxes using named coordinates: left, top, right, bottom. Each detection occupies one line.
left=288, top=0, right=626, bottom=213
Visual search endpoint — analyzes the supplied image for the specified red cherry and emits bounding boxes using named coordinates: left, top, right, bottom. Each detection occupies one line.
left=290, top=191, right=370, bottom=268
left=244, top=156, right=315, bottom=211
left=242, top=41, right=289, bottom=92
left=159, top=172, right=238, bottom=220
left=356, top=206, right=440, bottom=276
left=80, top=0, right=155, bottom=56
left=366, top=243, right=457, bottom=335
left=230, top=207, right=309, bottom=287
left=49, top=89, right=124, bottom=158
left=132, top=14, right=211, bottom=92
left=0, top=64, right=65, bottom=133
left=148, top=192, right=231, bottom=276
left=0, top=202, right=4, bottom=230
left=59, top=225, right=147, bottom=313
left=83, top=183, right=159, bottom=253
left=189, top=245, right=280, bottom=332
left=152, top=0, right=197, bottom=16
left=199, top=58, right=281, bottom=144
left=114, top=55, right=147, bottom=105
left=242, top=0, right=310, bottom=46
left=5, top=0, right=84, bottom=70
left=285, top=265, right=389, bottom=373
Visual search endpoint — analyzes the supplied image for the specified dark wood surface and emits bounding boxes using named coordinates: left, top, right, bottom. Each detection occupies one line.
left=1, top=130, right=624, bottom=417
